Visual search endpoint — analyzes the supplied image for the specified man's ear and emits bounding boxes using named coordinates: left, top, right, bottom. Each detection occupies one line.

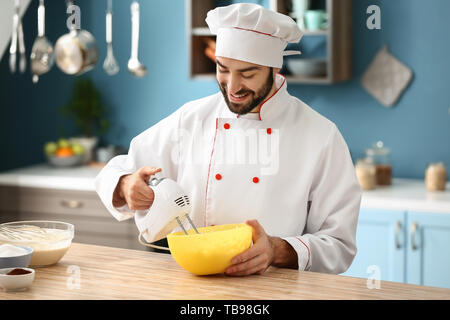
left=273, top=68, right=281, bottom=77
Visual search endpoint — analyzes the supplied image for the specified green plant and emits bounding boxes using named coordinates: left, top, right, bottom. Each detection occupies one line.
left=60, top=78, right=110, bottom=138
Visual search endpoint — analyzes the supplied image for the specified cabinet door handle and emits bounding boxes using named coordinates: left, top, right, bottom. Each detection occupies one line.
left=395, top=221, right=402, bottom=249
left=61, top=200, right=83, bottom=209
left=410, top=222, right=418, bottom=251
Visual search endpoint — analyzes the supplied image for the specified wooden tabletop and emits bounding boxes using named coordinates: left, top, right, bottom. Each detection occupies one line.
left=1, top=242, right=449, bottom=300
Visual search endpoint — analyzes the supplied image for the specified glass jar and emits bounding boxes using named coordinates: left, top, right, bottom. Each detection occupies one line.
left=365, top=141, right=392, bottom=186
left=425, top=162, right=447, bottom=191
left=355, top=158, right=376, bottom=190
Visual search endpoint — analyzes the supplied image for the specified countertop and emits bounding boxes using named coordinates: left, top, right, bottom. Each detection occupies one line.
left=1, top=242, right=449, bottom=300
left=0, top=163, right=450, bottom=213
left=0, top=163, right=101, bottom=191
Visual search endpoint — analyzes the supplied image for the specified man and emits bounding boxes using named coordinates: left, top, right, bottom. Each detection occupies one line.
left=95, top=3, right=362, bottom=276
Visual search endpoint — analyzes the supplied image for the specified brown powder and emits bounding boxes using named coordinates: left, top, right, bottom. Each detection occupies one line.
left=6, top=268, right=32, bottom=275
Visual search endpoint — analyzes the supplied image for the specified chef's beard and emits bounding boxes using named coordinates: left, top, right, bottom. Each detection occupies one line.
left=218, top=68, right=274, bottom=116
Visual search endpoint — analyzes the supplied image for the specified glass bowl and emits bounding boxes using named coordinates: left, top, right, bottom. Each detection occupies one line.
left=0, top=221, right=74, bottom=267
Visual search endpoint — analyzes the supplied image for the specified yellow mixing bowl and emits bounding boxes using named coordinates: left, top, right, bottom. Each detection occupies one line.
left=167, top=223, right=253, bottom=276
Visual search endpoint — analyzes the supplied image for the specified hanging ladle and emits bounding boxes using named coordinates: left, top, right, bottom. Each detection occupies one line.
left=127, top=1, right=147, bottom=77
left=30, top=0, right=54, bottom=83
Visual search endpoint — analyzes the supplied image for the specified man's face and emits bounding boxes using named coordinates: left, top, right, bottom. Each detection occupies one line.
left=216, top=57, right=275, bottom=115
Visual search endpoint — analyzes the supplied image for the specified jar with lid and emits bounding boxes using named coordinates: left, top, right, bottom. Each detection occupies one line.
left=355, top=158, right=376, bottom=190
left=365, top=141, right=392, bottom=186
left=425, top=162, right=447, bottom=191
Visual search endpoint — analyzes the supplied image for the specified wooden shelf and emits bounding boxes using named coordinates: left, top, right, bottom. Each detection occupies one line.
left=191, top=73, right=331, bottom=85
left=301, top=29, right=329, bottom=36
left=186, top=0, right=352, bottom=84
left=192, top=27, right=213, bottom=36
left=285, top=74, right=330, bottom=84
left=192, top=26, right=328, bottom=37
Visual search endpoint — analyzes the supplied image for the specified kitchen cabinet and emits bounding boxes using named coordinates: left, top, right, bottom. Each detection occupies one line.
left=406, top=211, right=450, bottom=289
left=342, top=208, right=406, bottom=283
left=186, top=0, right=353, bottom=84
left=342, top=208, right=450, bottom=289
left=0, top=185, right=144, bottom=251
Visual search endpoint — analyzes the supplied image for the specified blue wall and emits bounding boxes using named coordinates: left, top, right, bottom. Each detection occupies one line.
left=0, top=0, right=449, bottom=179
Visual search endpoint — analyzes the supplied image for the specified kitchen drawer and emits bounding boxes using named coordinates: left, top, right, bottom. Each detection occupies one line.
left=0, top=186, right=20, bottom=211
left=0, top=211, right=19, bottom=224
left=74, top=233, right=145, bottom=251
left=1, top=186, right=111, bottom=218
left=18, top=212, right=137, bottom=237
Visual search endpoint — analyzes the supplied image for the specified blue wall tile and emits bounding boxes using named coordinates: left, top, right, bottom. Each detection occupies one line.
left=0, top=0, right=449, bottom=179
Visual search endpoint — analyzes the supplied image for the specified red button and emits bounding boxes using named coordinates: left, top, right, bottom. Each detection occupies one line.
left=252, top=177, right=259, bottom=183
left=224, top=123, right=230, bottom=129
left=215, top=174, right=222, bottom=180
left=267, top=128, right=272, bottom=135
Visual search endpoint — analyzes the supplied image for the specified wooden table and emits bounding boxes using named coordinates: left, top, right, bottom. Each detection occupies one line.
left=1, top=243, right=449, bottom=300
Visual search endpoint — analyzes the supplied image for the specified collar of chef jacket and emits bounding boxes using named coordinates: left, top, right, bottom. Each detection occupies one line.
left=218, top=73, right=288, bottom=122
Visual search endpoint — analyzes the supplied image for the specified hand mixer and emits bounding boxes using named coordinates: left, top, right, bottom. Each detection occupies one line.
left=137, top=175, right=200, bottom=251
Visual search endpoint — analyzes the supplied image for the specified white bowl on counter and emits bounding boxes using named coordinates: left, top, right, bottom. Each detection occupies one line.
left=0, top=267, right=35, bottom=292
left=0, top=245, right=34, bottom=269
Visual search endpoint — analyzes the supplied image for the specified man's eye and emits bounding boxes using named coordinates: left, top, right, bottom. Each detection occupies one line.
left=242, top=74, right=255, bottom=79
left=218, top=68, right=229, bottom=73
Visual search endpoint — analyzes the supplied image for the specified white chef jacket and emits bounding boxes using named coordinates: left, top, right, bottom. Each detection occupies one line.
left=95, top=74, right=362, bottom=274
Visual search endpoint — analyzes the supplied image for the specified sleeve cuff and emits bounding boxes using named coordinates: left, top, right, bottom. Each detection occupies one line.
left=95, top=170, right=135, bottom=222
left=113, top=204, right=135, bottom=220
left=283, top=236, right=311, bottom=271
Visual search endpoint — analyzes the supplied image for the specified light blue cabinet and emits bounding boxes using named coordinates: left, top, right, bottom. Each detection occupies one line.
left=406, top=211, right=450, bottom=289
left=341, top=208, right=450, bottom=289
left=341, top=208, right=406, bottom=283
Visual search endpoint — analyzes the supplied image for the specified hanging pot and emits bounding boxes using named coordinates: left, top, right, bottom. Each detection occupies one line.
left=55, top=1, right=98, bottom=75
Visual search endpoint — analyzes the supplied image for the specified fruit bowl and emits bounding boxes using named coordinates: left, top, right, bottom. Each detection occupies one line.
left=44, top=138, right=85, bottom=167
left=167, top=223, right=253, bottom=276
left=47, top=154, right=82, bottom=167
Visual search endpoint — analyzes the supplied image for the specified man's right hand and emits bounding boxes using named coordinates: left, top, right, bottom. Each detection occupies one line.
left=112, top=166, right=162, bottom=210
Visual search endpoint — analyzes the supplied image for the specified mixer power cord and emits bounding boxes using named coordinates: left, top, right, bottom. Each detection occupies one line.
left=138, top=232, right=171, bottom=251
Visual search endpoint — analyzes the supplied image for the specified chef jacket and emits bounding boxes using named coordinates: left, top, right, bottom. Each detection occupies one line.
left=95, top=74, right=362, bottom=274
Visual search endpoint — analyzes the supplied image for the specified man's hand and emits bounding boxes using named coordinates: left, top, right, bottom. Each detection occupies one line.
left=225, top=219, right=275, bottom=276
left=225, top=219, right=299, bottom=276
left=112, top=166, right=162, bottom=210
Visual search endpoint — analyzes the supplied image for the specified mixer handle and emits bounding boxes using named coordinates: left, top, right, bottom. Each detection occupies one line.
left=148, top=176, right=165, bottom=187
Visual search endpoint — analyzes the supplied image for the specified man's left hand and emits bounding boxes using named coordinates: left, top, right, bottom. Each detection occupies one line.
left=225, top=219, right=275, bottom=276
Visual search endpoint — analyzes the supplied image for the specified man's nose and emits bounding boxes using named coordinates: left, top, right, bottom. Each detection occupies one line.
left=228, top=74, right=243, bottom=94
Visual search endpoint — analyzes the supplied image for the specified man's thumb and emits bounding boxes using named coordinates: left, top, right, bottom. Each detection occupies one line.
left=246, top=219, right=264, bottom=242
left=139, top=166, right=162, bottom=181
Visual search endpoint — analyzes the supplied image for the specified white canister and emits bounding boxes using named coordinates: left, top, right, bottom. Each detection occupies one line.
left=355, top=158, right=376, bottom=190
left=425, top=162, right=447, bottom=191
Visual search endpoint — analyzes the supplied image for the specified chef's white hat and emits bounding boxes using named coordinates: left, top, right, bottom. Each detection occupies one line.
left=205, top=3, right=303, bottom=68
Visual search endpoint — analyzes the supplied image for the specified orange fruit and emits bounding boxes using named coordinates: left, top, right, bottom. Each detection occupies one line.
left=55, top=147, right=74, bottom=157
